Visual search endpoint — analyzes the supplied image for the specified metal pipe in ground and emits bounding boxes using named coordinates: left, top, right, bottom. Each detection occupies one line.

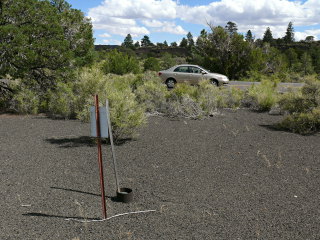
left=95, top=95, right=107, bottom=219
left=105, top=100, right=120, bottom=193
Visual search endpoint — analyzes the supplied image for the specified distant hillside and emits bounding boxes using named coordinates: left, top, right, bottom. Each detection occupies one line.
left=94, top=45, right=189, bottom=57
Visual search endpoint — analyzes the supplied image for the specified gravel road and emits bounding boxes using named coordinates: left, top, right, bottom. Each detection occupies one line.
left=1, top=110, right=319, bottom=240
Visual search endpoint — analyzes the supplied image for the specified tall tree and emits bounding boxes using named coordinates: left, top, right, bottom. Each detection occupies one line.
left=170, top=41, right=178, bottom=47
left=245, top=30, right=254, bottom=42
left=225, top=21, right=238, bottom=35
left=186, top=32, right=194, bottom=48
left=141, top=35, right=153, bottom=47
left=179, top=37, right=188, bottom=48
left=263, top=27, right=273, bottom=43
left=0, top=0, right=94, bottom=91
left=134, top=41, right=140, bottom=48
left=196, top=29, right=208, bottom=47
left=122, top=34, right=134, bottom=49
left=191, top=25, right=252, bottom=79
left=305, top=36, right=314, bottom=42
left=283, top=21, right=294, bottom=43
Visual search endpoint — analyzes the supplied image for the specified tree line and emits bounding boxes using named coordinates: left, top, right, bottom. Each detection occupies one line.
left=121, top=22, right=320, bottom=80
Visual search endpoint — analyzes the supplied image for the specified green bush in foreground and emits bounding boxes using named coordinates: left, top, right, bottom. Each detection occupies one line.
left=278, top=78, right=320, bottom=134
left=278, top=108, right=320, bottom=134
left=74, top=66, right=146, bottom=141
left=243, top=80, right=279, bottom=111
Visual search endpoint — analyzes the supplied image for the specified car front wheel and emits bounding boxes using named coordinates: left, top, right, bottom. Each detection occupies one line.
left=166, top=79, right=176, bottom=88
left=211, top=79, right=219, bottom=86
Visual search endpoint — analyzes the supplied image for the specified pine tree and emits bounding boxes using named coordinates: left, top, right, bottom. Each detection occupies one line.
left=179, top=37, right=188, bottom=48
left=245, top=30, right=254, bottom=42
left=225, top=21, right=238, bottom=35
left=170, top=42, right=178, bottom=47
left=163, top=40, right=168, bottom=47
left=141, top=35, right=153, bottom=47
left=263, top=27, right=273, bottom=43
left=196, top=29, right=207, bottom=46
left=134, top=41, right=140, bottom=48
left=283, top=22, right=294, bottom=44
left=122, top=34, right=134, bottom=49
left=187, top=32, right=194, bottom=48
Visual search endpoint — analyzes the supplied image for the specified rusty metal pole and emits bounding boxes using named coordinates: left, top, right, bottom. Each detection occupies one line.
left=95, top=95, right=107, bottom=219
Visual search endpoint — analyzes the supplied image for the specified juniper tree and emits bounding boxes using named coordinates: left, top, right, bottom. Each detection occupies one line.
left=283, top=22, right=295, bottom=44
left=263, top=27, right=273, bottom=43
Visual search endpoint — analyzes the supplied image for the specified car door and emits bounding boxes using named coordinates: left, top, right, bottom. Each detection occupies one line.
left=188, top=66, right=203, bottom=84
left=173, top=66, right=190, bottom=83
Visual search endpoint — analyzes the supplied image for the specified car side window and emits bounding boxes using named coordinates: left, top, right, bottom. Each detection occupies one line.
left=190, top=67, right=201, bottom=73
left=174, top=66, right=189, bottom=73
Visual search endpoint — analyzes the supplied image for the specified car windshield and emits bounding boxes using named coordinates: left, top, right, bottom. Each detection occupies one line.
left=200, top=67, right=210, bottom=73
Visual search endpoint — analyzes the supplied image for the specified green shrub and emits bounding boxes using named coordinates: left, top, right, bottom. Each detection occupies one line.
left=278, top=78, right=320, bottom=134
left=74, top=66, right=146, bottom=141
left=169, top=83, right=198, bottom=100
left=107, top=87, right=146, bottom=141
left=102, top=50, right=140, bottom=75
left=144, top=57, right=160, bottom=71
left=278, top=107, right=320, bottom=134
left=47, top=82, right=77, bottom=119
left=135, top=77, right=168, bottom=113
left=279, top=78, right=320, bottom=114
left=243, top=80, right=279, bottom=111
left=11, top=87, right=40, bottom=114
left=195, top=81, right=219, bottom=115
left=196, top=81, right=244, bottom=111
left=160, top=53, right=175, bottom=70
left=166, top=95, right=203, bottom=119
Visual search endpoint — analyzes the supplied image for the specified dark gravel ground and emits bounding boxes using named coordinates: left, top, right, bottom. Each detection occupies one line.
left=1, top=110, right=319, bottom=240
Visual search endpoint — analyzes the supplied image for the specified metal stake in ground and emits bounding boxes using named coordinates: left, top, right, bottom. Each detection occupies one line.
left=106, top=100, right=120, bottom=193
left=106, top=100, right=133, bottom=203
left=95, top=95, right=107, bottom=219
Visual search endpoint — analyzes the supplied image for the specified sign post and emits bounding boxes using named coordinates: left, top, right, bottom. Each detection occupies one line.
left=94, top=95, right=107, bottom=219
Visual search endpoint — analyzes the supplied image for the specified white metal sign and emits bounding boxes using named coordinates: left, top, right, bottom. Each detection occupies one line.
left=90, top=106, right=109, bottom=138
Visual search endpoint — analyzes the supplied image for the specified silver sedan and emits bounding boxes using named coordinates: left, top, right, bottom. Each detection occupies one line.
left=158, top=64, right=229, bottom=88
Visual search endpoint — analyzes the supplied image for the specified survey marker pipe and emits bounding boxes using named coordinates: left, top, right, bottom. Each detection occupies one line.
left=95, top=95, right=107, bottom=219
left=105, top=100, right=120, bottom=193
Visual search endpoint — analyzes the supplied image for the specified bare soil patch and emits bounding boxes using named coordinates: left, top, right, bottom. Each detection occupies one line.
left=0, top=110, right=319, bottom=239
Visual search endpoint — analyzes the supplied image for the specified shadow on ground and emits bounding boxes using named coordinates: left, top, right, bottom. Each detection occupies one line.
left=22, top=212, right=100, bottom=221
left=50, top=186, right=121, bottom=202
left=45, top=136, right=96, bottom=148
left=46, top=136, right=133, bottom=148
left=260, top=124, right=318, bottom=136
left=51, top=186, right=115, bottom=199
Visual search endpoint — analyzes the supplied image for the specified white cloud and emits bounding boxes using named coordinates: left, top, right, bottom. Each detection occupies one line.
left=88, top=0, right=183, bottom=37
left=141, top=19, right=164, bottom=28
left=296, top=29, right=320, bottom=41
left=102, top=39, right=122, bottom=45
left=89, top=0, right=320, bottom=40
left=177, top=0, right=320, bottom=39
left=99, top=33, right=111, bottom=38
left=154, top=23, right=187, bottom=35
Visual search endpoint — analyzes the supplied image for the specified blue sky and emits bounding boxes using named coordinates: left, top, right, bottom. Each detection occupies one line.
left=67, top=0, right=320, bottom=45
